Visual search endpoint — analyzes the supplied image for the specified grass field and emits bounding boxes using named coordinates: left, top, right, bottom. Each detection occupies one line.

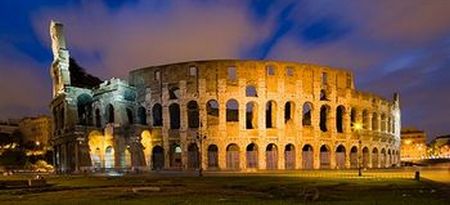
left=0, top=169, right=449, bottom=205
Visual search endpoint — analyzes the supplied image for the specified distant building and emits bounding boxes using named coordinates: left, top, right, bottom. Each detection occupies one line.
left=0, top=119, right=19, bottom=135
left=429, top=135, right=450, bottom=159
left=400, top=128, right=427, bottom=161
left=18, top=116, right=52, bottom=146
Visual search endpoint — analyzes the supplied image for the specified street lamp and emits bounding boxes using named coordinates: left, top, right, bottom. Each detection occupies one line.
left=353, top=122, right=363, bottom=177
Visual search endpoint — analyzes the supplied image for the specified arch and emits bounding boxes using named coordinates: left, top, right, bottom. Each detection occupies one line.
left=320, top=89, right=328, bottom=101
left=245, top=85, right=258, bottom=97
left=226, top=99, right=239, bottom=122
left=169, top=103, right=180, bottom=129
left=246, top=101, right=258, bottom=129
left=336, top=105, right=345, bottom=133
left=350, top=108, right=357, bottom=129
left=187, top=101, right=200, bottom=128
left=246, top=143, right=258, bottom=169
left=302, top=102, right=313, bottom=126
left=387, top=149, right=392, bottom=167
left=335, top=145, right=346, bottom=169
left=320, top=105, right=330, bottom=132
left=266, top=100, right=277, bottom=128
left=170, top=144, right=182, bottom=168
left=320, top=145, right=331, bottom=168
left=381, top=114, right=386, bottom=132
left=206, top=100, right=219, bottom=125
left=284, top=101, right=295, bottom=123
left=126, top=108, right=134, bottom=124
left=362, top=109, right=369, bottom=130
left=302, top=144, right=314, bottom=169
left=362, top=147, right=370, bottom=168
left=226, top=144, right=240, bottom=169
left=380, top=148, right=386, bottom=168
left=372, top=148, right=379, bottom=168
left=77, top=94, right=93, bottom=125
left=92, top=148, right=101, bottom=169
left=152, top=103, right=163, bottom=126
left=121, top=147, right=132, bottom=168
left=106, top=104, right=115, bottom=123
left=187, top=143, right=200, bottom=169
left=350, top=146, right=358, bottom=168
left=284, top=144, right=295, bottom=170
left=105, top=146, right=115, bottom=169
left=95, top=108, right=101, bottom=128
left=207, top=144, right=219, bottom=168
left=387, top=117, right=392, bottom=133
left=152, top=145, right=164, bottom=170
left=138, top=106, right=147, bottom=125
left=266, top=144, right=278, bottom=170
left=372, top=112, right=379, bottom=131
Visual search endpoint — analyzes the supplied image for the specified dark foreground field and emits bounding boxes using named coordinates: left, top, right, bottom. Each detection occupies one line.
left=0, top=169, right=449, bottom=205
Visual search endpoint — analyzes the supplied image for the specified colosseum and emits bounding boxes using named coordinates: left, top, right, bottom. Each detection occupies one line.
left=49, top=21, right=401, bottom=173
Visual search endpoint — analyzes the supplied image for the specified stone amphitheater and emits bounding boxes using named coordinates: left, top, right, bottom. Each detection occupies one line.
left=49, top=21, right=401, bottom=173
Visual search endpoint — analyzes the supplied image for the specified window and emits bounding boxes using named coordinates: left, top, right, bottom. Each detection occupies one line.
left=245, top=85, right=257, bottom=97
left=321, top=72, right=328, bottom=85
left=154, top=70, right=160, bottom=81
left=267, top=65, right=275, bottom=76
left=189, top=66, right=197, bottom=76
left=228, top=66, right=237, bottom=81
left=286, top=67, right=294, bottom=76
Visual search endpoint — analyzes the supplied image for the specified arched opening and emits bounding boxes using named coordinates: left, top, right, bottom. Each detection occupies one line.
left=126, top=108, right=134, bottom=124
left=381, top=114, right=386, bottom=132
left=187, top=101, right=200, bottom=128
left=95, top=108, right=101, bottom=128
left=88, top=131, right=106, bottom=170
left=320, top=105, right=330, bottom=132
left=372, top=148, right=379, bottom=168
left=105, top=146, right=115, bottom=169
left=380, top=148, right=386, bottom=168
left=121, top=147, right=132, bottom=169
left=387, top=117, right=392, bottom=133
left=169, top=87, right=180, bottom=99
left=152, top=146, right=164, bottom=170
left=246, top=143, right=258, bottom=169
left=265, top=100, right=277, bottom=128
left=284, top=144, right=295, bottom=170
left=226, top=99, right=239, bottom=122
left=336, top=145, right=346, bottom=169
left=138, top=106, right=147, bottom=125
left=387, top=149, right=392, bottom=167
left=350, top=108, right=357, bottom=131
left=350, top=146, right=358, bottom=168
left=362, top=147, right=370, bottom=168
left=207, top=145, right=218, bottom=168
left=284, top=101, right=295, bottom=124
left=92, top=148, right=101, bottom=169
left=226, top=144, right=239, bottom=170
left=362, top=110, right=369, bottom=130
left=320, top=145, right=331, bottom=168
left=77, top=94, right=92, bottom=125
left=169, top=103, right=180, bottom=129
left=336, top=105, right=345, bottom=133
left=372, top=113, right=379, bottom=131
left=170, top=144, right=182, bottom=168
left=152, top=103, right=163, bottom=126
left=106, top=104, right=115, bottom=123
left=187, top=143, right=199, bottom=169
left=245, top=85, right=257, bottom=97
left=302, top=102, right=313, bottom=126
left=266, top=144, right=278, bottom=169
left=302, top=144, right=314, bottom=169
left=246, top=102, right=258, bottom=129
left=206, top=100, right=219, bottom=125
left=320, top=89, right=328, bottom=101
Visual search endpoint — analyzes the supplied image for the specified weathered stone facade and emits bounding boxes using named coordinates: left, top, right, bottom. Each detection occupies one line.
left=50, top=21, right=401, bottom=173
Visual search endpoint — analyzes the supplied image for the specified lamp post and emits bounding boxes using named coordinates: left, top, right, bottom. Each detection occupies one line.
left=353, top=122, right=363, bottom=177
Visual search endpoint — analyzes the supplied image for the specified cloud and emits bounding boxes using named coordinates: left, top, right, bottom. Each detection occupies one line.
left=31, top=1, right=271, bottom=78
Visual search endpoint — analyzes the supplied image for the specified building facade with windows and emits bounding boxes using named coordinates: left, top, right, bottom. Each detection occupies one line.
left=49, top=21, right=401, bottom=173
left=400, top=128, right=427, bottom=161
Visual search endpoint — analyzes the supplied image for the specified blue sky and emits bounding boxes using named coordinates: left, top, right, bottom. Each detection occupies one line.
left=0, top=0, right=449, bottom=139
